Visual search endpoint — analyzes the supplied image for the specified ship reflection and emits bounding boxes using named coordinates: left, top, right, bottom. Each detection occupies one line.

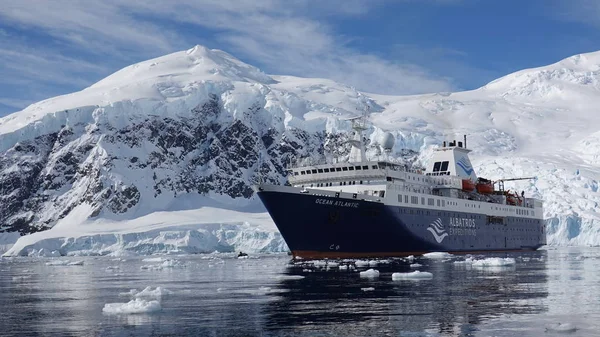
left=264, top=252, right=549, bottom=336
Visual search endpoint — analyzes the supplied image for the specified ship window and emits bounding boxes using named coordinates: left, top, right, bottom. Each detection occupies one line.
left=372, top=165, right=378, bottom=169
left=336, top=167, right=342, bottom=172
left=355, top=166, right=362, bottom=170
left=301, top=171, right=306, bottom=175
left=363, top=165, right=369, bottom=170
left=437, top=199, right=440, bottom=206
left=433, top=162, right=442, bottom=172
left=442, top=200, right=445, bottom=207
left=411, top=196, right=418, bottom=204
left=404, top=195, right=409, bottom=203
left=398, top=194, right=402, bottom=202
left=324, top=168, right=330, bottom=173
left=294, top=171, right=299, bottom=176
left=318, top=169, right=323, bottom=173
left=428, top=198, right=434, bottom=206
left=440, top=161, right=449, bottom=171
left=311, top=169, right=317, bottom=174
left=360, top=180, right=363, bottom=184
left=421, top=197, right=425, bottom=205
left=342, top=167, right=348, bottom=171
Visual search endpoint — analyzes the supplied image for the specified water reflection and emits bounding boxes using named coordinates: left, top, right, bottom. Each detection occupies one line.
left=0, top=251, right=558, bottom=337
left=265, top=252, right=548, bottom=336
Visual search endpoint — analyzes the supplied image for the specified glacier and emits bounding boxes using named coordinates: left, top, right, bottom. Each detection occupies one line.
left=3, top=45, right=600, bottom=256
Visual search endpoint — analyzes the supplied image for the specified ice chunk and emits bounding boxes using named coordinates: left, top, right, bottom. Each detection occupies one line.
left=45, top=259, right=82, bottom=266
left=355, top=260, right=370, bottom=267
left=102, top=298, right=161, bottom=314
left=454, top=257, right=475, bottom=264
left=409, top=263, right=422, bottom=268
left=545, top=323, right=577, bottom=333
left=142, top=257, right=166, bottom=263
left=119, top=286, right=172, bottom=299
left=422, top=252, right=453, bottom=259
left=472, top=257, right=516, bottom=267
left=392, top=271, right=433, bottom=280
left=339, top=265, right=348, bottom=271
left=359, top=269, right=380, bottom=278
left=361, top=287, right=375, bottom=292
left=275, top=275, right=305, bottom=281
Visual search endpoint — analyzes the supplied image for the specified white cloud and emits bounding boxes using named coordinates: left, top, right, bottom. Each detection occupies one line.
left=0, top=0, right=458, bottom=114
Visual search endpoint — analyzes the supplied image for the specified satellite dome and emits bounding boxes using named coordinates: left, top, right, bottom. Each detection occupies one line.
left=381, top=132, right=395, bottom=150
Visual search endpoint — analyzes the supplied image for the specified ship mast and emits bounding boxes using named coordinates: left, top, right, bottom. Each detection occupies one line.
left=348, top=106, right=368, bottom=163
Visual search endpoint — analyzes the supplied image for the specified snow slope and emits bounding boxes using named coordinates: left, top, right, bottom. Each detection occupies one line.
left=3, top=45, right=600, bottom=256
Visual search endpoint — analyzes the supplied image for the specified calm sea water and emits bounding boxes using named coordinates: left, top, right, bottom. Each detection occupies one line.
left=0, top=248, right=599, bottom=337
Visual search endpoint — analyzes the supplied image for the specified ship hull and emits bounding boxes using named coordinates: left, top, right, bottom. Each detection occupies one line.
left=257, top=186, right=545, bottom=259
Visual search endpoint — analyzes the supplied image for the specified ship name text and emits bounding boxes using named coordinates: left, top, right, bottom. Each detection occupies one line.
left=315, top=199, right=359, bottom=208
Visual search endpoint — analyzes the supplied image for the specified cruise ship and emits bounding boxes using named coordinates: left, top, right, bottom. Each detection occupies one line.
left=256, top=119, right=546, bottom=259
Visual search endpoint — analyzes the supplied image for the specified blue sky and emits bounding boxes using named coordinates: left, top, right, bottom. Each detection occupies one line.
left=1, top=0, right=599, bottom=117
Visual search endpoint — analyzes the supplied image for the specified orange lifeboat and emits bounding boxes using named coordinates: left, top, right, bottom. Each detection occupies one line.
left=476, top=182, right=494, bottom=194
left=462, top=179, right=475, bottom=192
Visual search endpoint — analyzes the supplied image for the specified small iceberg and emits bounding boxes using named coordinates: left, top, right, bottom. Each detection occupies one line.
left=102, top=298, right=161, bottom=314
left=422, top=252, right=453, bottom=259
left=545, top=322, right=577, bottom=333
left=392, top=271, right=433, bottom=280
left=359, top=269, right=380, bottom=278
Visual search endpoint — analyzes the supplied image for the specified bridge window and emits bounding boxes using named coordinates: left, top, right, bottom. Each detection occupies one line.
left=363, top=165, right=369, bottom=170
left=324, top=168, right=330, bottom=173
left=355, top=166, right=362, bottom=170
left=342, top=167, right=348, bottom=171
left=301, top=171, right=306, bottom=175
left=318, top=169, right=323, bottom=173
left=336, top=167, right=342, bottom=172
left=440, top=161, right=449, bottom=171
left=372, top=165, right=378, bottom=169
left=433, top=162, right=441, bottom=172
left=349, top=166, right=354, bottom=170
left=294, top=171, right=299, bottom=176
left=311, top=169, right=317, bottom=174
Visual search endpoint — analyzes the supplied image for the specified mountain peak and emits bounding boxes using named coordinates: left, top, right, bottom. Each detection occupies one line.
left=90, top=44, right=275, bottom=91
left=482, top=50, right=600, bottom=99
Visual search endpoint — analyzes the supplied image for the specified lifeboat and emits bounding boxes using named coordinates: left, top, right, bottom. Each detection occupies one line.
left=462, top=179, right=476, bottom=192
left=476, top=182, right=494, bottom=194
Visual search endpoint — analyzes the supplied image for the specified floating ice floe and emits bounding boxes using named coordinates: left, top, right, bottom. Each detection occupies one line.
left=409, top=263, right=422, bottom=268
left=392, top=271, right=433, bottom=280
left=355, top=260, right=370, bottom=267
left=140, top=259, right=185, bottom=270
left=120, top=286, right=173, bottom=299
left=361, top=287, right=375, bottom=292
left=545, top=322, right=577, bottom=333
left=471, top=257, right=516, bottom=267
left=275, top=275, right=305, bottom=281
left=45, top=260, right=84, bottom=266
left=359, top=269, right=380, bottom=278
left=103, top=298, right=161, bottom=314
left=422, top=252, right=453, bottom=259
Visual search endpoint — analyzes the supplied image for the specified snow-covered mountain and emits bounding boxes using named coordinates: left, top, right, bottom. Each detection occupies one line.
left=2, top=45, right=600, bottom=256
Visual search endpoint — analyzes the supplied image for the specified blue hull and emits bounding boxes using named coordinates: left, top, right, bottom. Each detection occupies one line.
left=258, top=190, right=546, bottom=259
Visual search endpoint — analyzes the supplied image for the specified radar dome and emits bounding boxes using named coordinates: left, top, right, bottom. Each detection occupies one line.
left=381, top=132, right=395, bottom=150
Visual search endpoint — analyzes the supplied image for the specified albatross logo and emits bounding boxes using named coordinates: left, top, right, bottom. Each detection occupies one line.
left=427, top=218, right=448, bottom=243
left=456, top=157, right=474, bottom=176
